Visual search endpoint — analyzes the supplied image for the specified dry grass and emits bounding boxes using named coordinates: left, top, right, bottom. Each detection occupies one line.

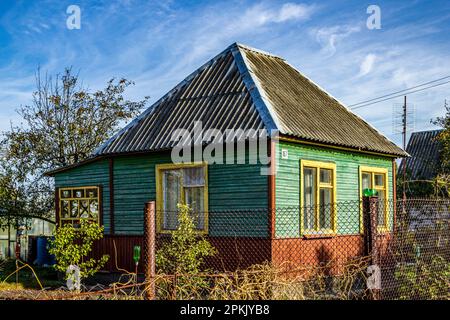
left=0, top=257, right=372, bottom=300
left=148, top=257, right=372, bottom=300
left=0, top=282, right=25, bottom=291
left=205, top=258, right=371, bottom=300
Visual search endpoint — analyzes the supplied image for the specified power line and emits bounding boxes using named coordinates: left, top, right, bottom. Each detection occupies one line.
left=350, top=79, right=450, bottom=110
left=349, top=75, right=450, bottom=107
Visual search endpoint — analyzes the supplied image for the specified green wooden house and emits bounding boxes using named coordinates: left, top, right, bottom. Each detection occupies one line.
left=47, top=43, right=407, bottom=271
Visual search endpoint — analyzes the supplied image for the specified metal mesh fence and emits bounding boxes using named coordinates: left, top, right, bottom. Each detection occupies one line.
left=148, top=198, right=449, bottom=300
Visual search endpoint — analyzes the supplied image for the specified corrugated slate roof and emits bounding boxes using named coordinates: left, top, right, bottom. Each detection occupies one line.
left=94, top=43, right=406, bottom=158
left=399, top=129, right=443, bottom=179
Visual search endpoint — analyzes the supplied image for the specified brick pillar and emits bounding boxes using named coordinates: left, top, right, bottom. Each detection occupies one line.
left=363, top=196, right=381, bottom=300
left=362, top=196, right=379, bottom=258
left=143, top=201, right=156, bottom=300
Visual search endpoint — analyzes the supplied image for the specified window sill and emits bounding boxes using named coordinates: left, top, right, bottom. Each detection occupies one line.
left=376, top=227, right=390, bottom=234
left=302, top=233, right=336, bottom=239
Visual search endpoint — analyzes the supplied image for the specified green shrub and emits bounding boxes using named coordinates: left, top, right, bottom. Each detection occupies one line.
left=156, top=204, right=216, bottom=299
left=49, top=220, right=109, bottom=281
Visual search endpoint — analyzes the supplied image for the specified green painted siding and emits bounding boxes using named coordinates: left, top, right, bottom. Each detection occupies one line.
left=54, top=148, right=269, bottom=236
left=113, top=154, right=165, bottom=235
left=275, top=141, right=394, bottom=238
left=54, top=159, right=111, bottom=234
left=209, top=161, right=268, bottom=237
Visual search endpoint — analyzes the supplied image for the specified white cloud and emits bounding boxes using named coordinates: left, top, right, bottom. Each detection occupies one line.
left=239, top=2, right=314, bottom=28
left=274, top=3, right=315, bottom=23
left=359, top=53, right=377, bottom=76
left=168, top=2, right=316, bottom=68
left=312, top=25, right=361, bottom=57
left=391, top=67, right=415, bottom=87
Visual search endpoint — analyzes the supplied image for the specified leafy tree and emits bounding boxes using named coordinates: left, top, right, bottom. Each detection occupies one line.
left=432, top=99, right=450, bottom=174
left=48, top=220, right=109, bottom=281
left=0, top=68, right=148, bottom=224
left=0, top=154, right=54, bottom=231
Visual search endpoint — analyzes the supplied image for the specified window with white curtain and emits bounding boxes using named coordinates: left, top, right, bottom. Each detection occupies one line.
left=301, top=160, right=336, bottom=234
left=157, top=163, right=208, bottom=233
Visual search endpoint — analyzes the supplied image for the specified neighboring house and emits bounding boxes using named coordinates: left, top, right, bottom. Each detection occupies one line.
left=399, top=129, right=443, bottom=180
left=46, top=43, right=407, bottom=271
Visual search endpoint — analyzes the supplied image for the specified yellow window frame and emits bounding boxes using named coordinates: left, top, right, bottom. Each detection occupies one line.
left=359, top=166, right=389, bottom=233
left=58, top=186, right=101, bottom=226
left=300, top=160, right=337, bottom=235
left=155, top=162, right=209, bottom=234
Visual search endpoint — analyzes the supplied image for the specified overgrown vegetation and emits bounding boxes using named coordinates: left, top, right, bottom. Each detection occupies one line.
left=395, top=255, right=450, bottom=300
left=156, top=204, right=216, bottom=299
left=49, top=220, right=109, bottom=281
left=147, top=256, right=371, bottom=300
left=392, top=209, right=450, bottom=300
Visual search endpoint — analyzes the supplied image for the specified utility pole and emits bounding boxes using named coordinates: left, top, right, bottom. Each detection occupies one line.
left=402, top=95, right=407, bottom=202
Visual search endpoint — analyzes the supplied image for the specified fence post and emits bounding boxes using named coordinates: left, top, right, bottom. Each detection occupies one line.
left=362, top=197, right=379, bottom=259
left=369, top=197, right=379, bottom=266
left=362, top=197, right=372, bottom=257
left=363, top=196, right=381, bottom=300
left=144, top=201, right=156, bottom=300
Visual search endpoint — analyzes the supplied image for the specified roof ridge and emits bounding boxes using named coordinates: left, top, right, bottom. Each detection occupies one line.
left=230, top=44, right=281, bottom=132
left=411, top=128, right=443, bottom=134
left=232, top=42, right=284, bottom=60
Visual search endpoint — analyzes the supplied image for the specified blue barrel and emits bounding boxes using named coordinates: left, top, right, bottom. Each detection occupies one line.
left=36, top=236, right=55, bottom=266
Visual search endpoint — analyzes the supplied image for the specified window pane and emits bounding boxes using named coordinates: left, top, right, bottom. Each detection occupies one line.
left=74, top=189, right=84, bottom=198
left=61, top=200, right=69, bottom=218
left=89, top=200, right=99, bottom=219
left=362, top=172, right=372, bottom=190
left=87, top=188, right=98, bottom=198
left=61, top=190, right=71, bottom=198
left=374, top=174, right=384, bottom=187
left=162, top=170, right=182, bottom=230
left=320, top=169, right=332, bottom=184
left=319, top=188, right=332, bottom=230
left=80, top=200, right=89, bottom=218
left=185, top=187, right=205, bottom=230
left=70, top=200, right=79, bottom=218
left=183, top=167, right=205, bottom=187
left=303, top=167, right=316, bottom=230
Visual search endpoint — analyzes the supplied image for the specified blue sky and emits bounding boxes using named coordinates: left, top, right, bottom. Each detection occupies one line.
left=0, top=0, right=449, bottom=147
